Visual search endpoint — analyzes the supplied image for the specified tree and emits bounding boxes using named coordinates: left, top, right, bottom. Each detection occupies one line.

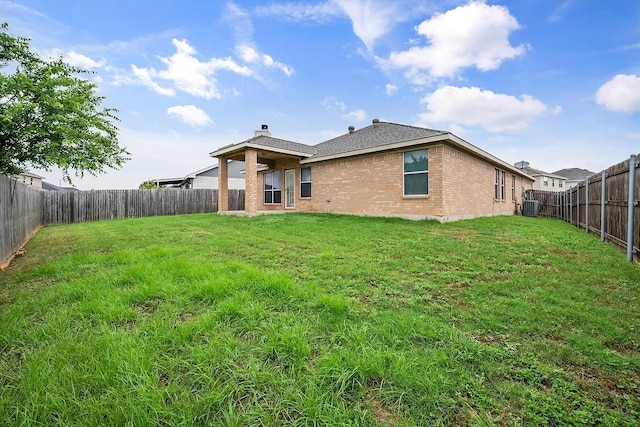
left=0, top=23, right=129, bottom=182
left=138, top=180, right=157, bottom=189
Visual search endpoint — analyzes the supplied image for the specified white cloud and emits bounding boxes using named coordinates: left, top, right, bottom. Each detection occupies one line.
left=385, top=1, right=526, bottom=80
left=131, top=65, right=176, bottom=96
left=130, top=38, right=251, bottom=99
left=596, top=74, right=640, bottom=113
left=253, top=2, right=341, bottom=22
left=321, top=96, right=347, bottom=111
left=548, top=0, right=574, bottom=23
left=419, top=86, right=560, bottom=132
left=255, top=0, right=425, bottom=51
left=235, top=44, right=294, bottom=76
left=343, top=109, right=367, bottom=122
left=167, top=105, right=212, bottom=127
left=332, top=0, right=401, bottom=50
left=64, top=51, right=106, bottom=69
left=385, top=83, right=398, bottom=96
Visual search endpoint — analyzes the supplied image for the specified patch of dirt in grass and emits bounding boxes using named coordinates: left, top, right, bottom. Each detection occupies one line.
left=158, top=372, right=170, bottom=388
left=606, top=342, right=639, bottom=357
left=546, top=247, right=592, bottom=263
left=430, top=286, right=472, bottom=310
left=475, top=335, right=504, bottom=346
left=537, top=263, right=566, bottom=274
left=565, top=363, right=639, bottom=410
left=363, top=385, right=407, bottom=426
left=112, top=317, right=137, bottom=331
left=131, top=296, right=164, bottom=315
left=427, top=228, right=478, bottom=244
left=355, top=294, right=370, bottom=305
left=176, top=311, right=197, bottom=323
left=0, top=346, right=24, bottom=370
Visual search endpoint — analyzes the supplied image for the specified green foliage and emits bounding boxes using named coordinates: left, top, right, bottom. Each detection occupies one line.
left=1, top=214, right=639, bottom=425
left=138, top=180, right=157, bottom=189
left=0, top=23, right=129, bottom=182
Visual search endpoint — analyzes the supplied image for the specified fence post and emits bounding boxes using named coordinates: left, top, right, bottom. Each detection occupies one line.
left=627, top=154, right=637, bottom=262
left=576, top=183, right=580, bottom=229
left=585, top=178, right=589, bottom=234
left=569, top=189, right=573, bottom=225
left=601, top=170, right=606, bottom=242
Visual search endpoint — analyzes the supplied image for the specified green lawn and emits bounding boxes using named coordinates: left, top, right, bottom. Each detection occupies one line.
left=1, top=213, right=639, bottom=426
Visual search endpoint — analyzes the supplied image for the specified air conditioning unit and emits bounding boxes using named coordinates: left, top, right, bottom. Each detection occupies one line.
left=522, top=200, right=539, bottom=217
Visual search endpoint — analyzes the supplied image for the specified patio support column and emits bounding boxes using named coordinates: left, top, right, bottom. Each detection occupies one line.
left=244, top=148, right=258, bottom=215
left=218, top=156, right=229, bottom=212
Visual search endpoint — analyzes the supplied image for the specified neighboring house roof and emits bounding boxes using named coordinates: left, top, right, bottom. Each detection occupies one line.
left=552, top=168, right=595, bottom=181
left=210, top=121, right=533, bottom=180
left=517, top=166, right=567, bottom=180
left=184, top=161, right=245, bottom=179
left=42, top=181, right=79, bottom=191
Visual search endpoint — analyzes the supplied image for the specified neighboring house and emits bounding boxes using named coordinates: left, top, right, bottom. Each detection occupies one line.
left=552, top=168, right=596, bottom=189
left=16, top=171, right=45, bottom=188
left=210, top=121, right=534, bottom=222
left=514, top=161, right=567, bottom=192
left=153, top=161, right=245, bottom=190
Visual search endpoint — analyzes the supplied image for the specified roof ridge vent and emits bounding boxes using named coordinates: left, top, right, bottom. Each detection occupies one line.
left=372, top=118, right=380, bottom=128
left=348, top=126, right=355, bottom=134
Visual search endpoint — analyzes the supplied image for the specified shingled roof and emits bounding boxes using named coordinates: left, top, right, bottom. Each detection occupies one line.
left=209, top=121, right=532, bottom=179
left=211, top=121, right=446, bottom=159
left=212, top=135, right=316, bottom=157
left=313, top=122, right=446, bottom=157
left=552, top=168, right=595, bottom=181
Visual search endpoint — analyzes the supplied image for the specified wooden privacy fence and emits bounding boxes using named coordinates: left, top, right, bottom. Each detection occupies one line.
left=0, top=175, right=44, bottom=268
left=528, top=154, right=639, bottom=262
left=42, top=188, right=245, bottom=225
left=1, top=175, right=245, bottom=266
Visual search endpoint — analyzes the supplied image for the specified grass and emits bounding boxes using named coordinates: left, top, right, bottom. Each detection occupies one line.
left=0, top=213, right=639, bottom=426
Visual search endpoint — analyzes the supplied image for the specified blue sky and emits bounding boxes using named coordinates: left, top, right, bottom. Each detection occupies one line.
left=2, top=0, right=639, bottom=189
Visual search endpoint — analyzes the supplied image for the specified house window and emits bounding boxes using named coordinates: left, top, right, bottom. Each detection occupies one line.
left=543, top=177, right=548, bottom=186
left=264, top=171, right=282, bottom=204
left=501, top=171, right=506, bottom=200
left=559, top=182, right=563, bottom=188
left=494, top=169, right=500, bottom=199
left=403, top=149, right=428, bottom=196
left=511, top=175, right=516, bottom=200
left=300, top=167, right=311, bottom=198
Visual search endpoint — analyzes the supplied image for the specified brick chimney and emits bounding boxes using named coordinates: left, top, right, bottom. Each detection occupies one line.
left=255, top=124, right=271, bottom=137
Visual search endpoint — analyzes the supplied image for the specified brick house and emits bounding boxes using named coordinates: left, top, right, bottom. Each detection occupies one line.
left=210, top=120, right=534, bottom=222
